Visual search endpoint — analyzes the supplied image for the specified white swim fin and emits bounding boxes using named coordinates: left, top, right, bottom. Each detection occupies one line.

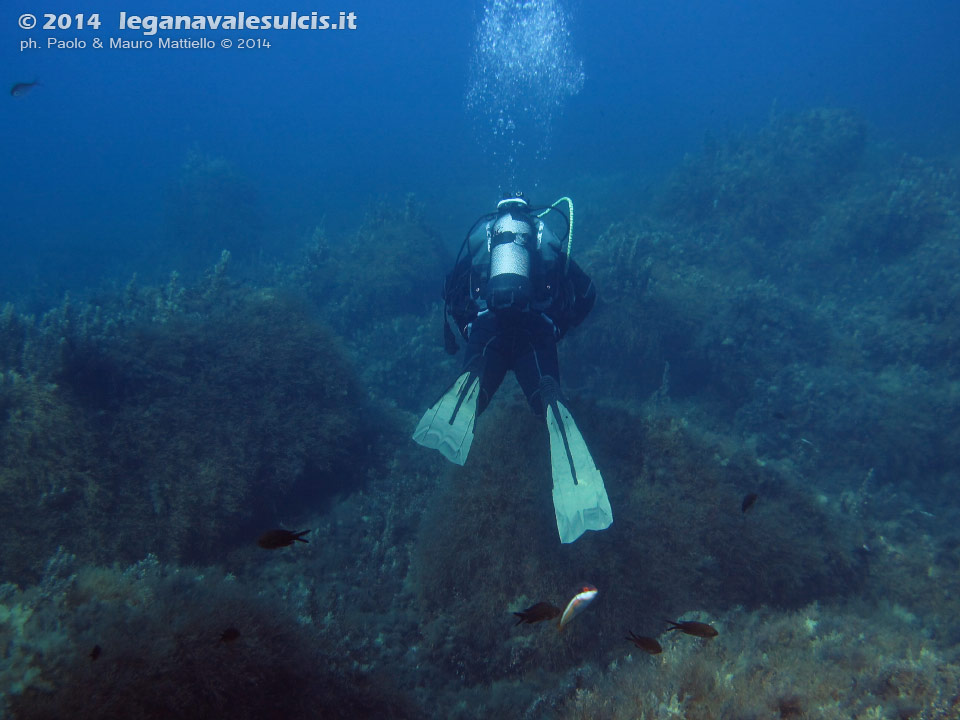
left=413, top=370, right=481, bottom=465
left=546, top=399, right=613, bottom=543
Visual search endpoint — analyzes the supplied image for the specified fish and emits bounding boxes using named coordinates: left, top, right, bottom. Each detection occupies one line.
left=665, top=619, right=718, bottom=638
left=10, top=80, right=40, bottom=97
left=89, top=644, right=102, bottom=661
left=513, top=602, right=561, bottom=626
left=257, top=529, right=310, bottom=549
left=772, top=411, right=787, bottom=421
left=220, top=627, right=241, bottom=643
left=741, top=493, right=759, bottom=513
left=558, top=585, right=598, bottom=631
left=626, top=631, right=662, bottom=655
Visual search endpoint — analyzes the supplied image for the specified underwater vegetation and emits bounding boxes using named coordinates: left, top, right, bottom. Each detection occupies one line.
left=556, top=602, right=960, bottom=720
left=2, top=106, right=960, bottom=718
left=657, top=107, right=868, bottom=251
left=409, top=400, right=867, bottom=688
left=162, top=150, right=265, bottom=275
left=567, top=107, right=960, bottom=496
left=0, top=257, right=385, bottom=582
left=291, top=197, right=455, bottom=411
left=293, top=196, right=448, bottom=332
left=0, top=551, right=417, bottom=719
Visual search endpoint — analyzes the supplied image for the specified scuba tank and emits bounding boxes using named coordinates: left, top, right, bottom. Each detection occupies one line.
left=485, top=210, right=541, bottom=313
left=442, top=192, right=573, bottom=351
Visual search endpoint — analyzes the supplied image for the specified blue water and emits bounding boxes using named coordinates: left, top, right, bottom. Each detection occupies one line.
left=2, top=0, right=958, bottom=298
left=3, top=2, right=960, bottom=716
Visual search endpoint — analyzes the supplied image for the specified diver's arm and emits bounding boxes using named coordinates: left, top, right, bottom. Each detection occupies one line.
left=443, top=257, right=480, bottom=342
left=554, top=258, right=596, bottom=336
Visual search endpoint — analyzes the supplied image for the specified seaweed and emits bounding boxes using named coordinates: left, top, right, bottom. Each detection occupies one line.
left=409, top=399, right=866, bottom=694
left=0, top=263, right=387, bottom=582
left=555, top=602, right=960, bottom=720
left=162, top=151, right=265, bottom=274
left=658, top=108, right=867, bottom=251
left=1, top=553, right=419, bottom=720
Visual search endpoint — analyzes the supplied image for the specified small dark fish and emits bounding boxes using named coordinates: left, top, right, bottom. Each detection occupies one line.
left=89, top=644, right=102, bottom=661
left=513, top=601, right=561, bottom=626
left=220, top=627, right=241, bottom=643
left=665, top=620, right=718, bottom=638
left=772, top=411, right=787, bottom=421
left=741, top=493, right=759, bottom=513
left=10, top=80, right=40, bottom=97
left=257, top=529, right=310, bottom=549
left=626, top=631, right=662, bottom=655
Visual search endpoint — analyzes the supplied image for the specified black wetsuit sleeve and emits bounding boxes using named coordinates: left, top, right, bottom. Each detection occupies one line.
left=553, top=257, right=596, bottom=338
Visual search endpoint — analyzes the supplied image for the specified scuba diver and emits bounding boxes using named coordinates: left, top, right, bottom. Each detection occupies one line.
left=413, top=192, right=613, bottom=544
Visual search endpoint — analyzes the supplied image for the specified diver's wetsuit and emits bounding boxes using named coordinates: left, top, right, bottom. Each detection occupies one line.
left=447, top=247, right=596, bottom=416
left=420, top=203, right=613, bottom=544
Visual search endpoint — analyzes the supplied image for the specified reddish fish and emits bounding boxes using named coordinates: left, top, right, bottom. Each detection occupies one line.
left=558, top=585, right=598, bottom=631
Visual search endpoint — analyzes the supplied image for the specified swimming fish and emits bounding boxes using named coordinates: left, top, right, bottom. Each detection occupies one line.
left=665, top=619, right=718, bottom=638
left=741, top=493, right=759, bottom=513
left=10, top=80, right=39, bottom=97
left=257, top=529, right=310, bottom=549
left=558, top=585, right=598, bottom=631
left=220, top=627, right=241, bottom=643
left=513, top=602, right=561, bottom=626
left=626, top=631, right=662, bottom=655
left=89, top=644, right=102, bottom=661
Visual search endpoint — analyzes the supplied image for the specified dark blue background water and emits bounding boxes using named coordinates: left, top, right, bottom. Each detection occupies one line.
left=2, top=0, right=958, bottom=298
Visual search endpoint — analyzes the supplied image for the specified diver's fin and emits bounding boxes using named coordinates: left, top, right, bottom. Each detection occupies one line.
left=412, top=370, right=481, bottom=465
left=546, top=400, right=613, bottom=543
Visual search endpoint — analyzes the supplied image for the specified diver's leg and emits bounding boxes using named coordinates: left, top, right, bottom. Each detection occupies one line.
left=513, top=318, right=612, bottom=543
left=463, top=313, right=508, bottom=416
left=412, top=316, right=505, bottom=464
left=513, top=315, right=561, bottom=415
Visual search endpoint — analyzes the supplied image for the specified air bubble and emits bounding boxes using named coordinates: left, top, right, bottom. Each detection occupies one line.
left=466, top=0, right=584, bottom=186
